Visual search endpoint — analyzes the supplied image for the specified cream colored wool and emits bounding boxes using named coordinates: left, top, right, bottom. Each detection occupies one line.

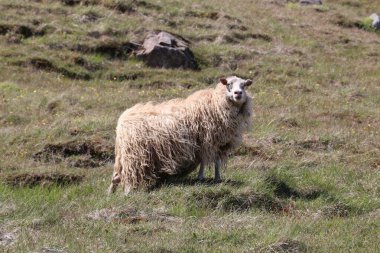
left=109, top=79, right=253, bottom=194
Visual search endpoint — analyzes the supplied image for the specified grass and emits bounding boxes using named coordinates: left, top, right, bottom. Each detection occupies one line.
left=1, top=0, right=380, bottom=252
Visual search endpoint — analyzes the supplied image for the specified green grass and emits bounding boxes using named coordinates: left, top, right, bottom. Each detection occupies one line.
left=1, top=0, right=380, bottom=252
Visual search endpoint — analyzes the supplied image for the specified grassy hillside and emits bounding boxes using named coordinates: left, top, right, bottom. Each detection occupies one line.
left=1, top=0, right=379, bottom=252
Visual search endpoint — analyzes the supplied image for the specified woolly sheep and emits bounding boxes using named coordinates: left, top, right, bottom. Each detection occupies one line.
left=108, top=76, right=253, bottom=195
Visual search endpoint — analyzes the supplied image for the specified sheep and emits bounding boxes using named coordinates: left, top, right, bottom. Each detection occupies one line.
left=108, top=76, right=253, bottom=195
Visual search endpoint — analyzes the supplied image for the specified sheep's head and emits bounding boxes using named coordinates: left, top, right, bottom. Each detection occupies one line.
left=220, top=76, right=252, bottom=106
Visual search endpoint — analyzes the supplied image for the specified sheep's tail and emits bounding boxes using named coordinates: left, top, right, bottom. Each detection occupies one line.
left=108, top=138, right=122, bottom=194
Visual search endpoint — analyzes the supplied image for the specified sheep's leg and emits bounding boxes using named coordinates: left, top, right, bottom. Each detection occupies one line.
left=214, top=157, right=222, bottom=183
left=123, top=184, right=131, bottom=196
left=108, top=151, right=122, bottom=195
left=107, top=172, right=121, bottom=195
left=197, top=160, right=206, bottom=181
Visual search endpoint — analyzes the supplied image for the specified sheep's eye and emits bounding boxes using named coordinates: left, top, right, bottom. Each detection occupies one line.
left=228, top=83, right=234, bottom=91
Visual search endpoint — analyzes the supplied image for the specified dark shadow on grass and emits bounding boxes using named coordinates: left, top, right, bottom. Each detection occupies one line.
left=150, top=177, right=245, bottom=191
left=190, top=188, right=288, bottom=213
left=266, top=175, right=325, bottom=200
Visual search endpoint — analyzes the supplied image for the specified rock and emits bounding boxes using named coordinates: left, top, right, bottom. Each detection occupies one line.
left=369, top=13, right=380, bottom=30
left=136, top=31, right=198, bottom=70
left=299, top=0, right=322, bottom=5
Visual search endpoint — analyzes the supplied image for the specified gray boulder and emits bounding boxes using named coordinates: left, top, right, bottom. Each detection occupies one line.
left=369, top=13, right=380, bottom=30
left=299, top=0, right=322, bottom=5
left=136, top=31, right=198, bottom=70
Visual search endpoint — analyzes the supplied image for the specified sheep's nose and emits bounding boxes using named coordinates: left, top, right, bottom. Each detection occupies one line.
left=234, top=91, right=242, bottom=95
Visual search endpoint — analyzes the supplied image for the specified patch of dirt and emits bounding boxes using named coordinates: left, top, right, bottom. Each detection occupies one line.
left=50, top=66, right=91, bottom=80
left=71, top=41, right=139, bottom=59
left=101, top=0, right=161, bottom=13
left=236, top=32, right=272, bottom=42
left=33, top=139, right=114, bottom=168
left=87, top=28, right=128, bottom=38
left=1, top=3, right=41, bottom=13
left=0, top=202, right=16, bottom=216
left=348, top=91, right=366, bottom=101
left=286, top=83, right=313, bottom=93
left=130, top=80, right=177, bottom=89
left=191, top=22, right=214, bottom=29
left=215, top=32, right=272, bottom=44
left=222, top=15, right=242, bottom=23
left=128, top=226, right=170, bottom=236
left=0, top=23, right=50, bottom=40
left=227, top=23, right=248, bottom=31
left=0, top=229, right=17, bottom=247
left=319, top=202, right=353, bottom=218
left=134, top=0, right=161, bottom=10
left=46, top=42, right=67, bottom=50
left=188, top=34, right=218, bottom=43
left=277, top=117, right=300, bottom=128
left=266, top=176, right=324, bottom=200
left=60, top=0, right=80, bottom=6
left=207, top=54, right=223, bottom=67
left=157, top=18, right=180, bottom=28
left=192, top=188, right=287, bottom=213
left=4, top=173, right=84, bottom=187
left=86, top=206, right=182, bottom=224
left=66, top=156, right=100, bottom=168
left=219, top=191, right=287, bottom=212
left=294, top=138, right=343, bottom=152
left=317, top=111, right=364, bottom=124
left=261, top=239, right=308, bottom=253
left=73, top=56, right=102, bottom=71
left=332, top=14, right=361, bottom=29
left=234, top=144, right=274, bottom=160
left=370, top=159, right=380, bottom=169
left=341, top=1, right=362, bottom=8
left=41, top=246, right=68, bottom=253
left=364, top=208, right=380, bottom=219
left=29, top=218, right=44, bottom=230
left=126, top=79, right=194, bottom=89
left=185, top=11, right=220, bottom=20
left=46, top=99, right=61, bottom=114
left=14, top=25, right=34, bottom=38
left=30, top=57, right=54, bottom=70
left=79, top=11, right=102, bottom=23
left=108, top=72, right=144, bottom=82
left=0, top=114, right=27, bottom=126
left=61, top=0, right=161, bottom=12
left=28, top=57, right=92, bottom=80
left=108, top=1, right=136, bottom=14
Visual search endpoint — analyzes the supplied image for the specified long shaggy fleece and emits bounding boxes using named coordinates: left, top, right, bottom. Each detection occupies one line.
left=111, top=82, right=253, bottom=193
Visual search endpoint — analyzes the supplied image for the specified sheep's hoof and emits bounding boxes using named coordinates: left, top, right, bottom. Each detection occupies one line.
left=198, top=177, right=206, bottom=182
left=214, top=178, right=222, bottom=184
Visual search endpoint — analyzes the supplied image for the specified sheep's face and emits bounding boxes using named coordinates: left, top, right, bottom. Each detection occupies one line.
left=221, top=76, right=252, bottom=106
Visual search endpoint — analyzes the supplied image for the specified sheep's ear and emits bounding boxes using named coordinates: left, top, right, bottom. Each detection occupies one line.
left=245, top=79, right=252, bottom=86
left=220, top=78, right=228, bottom=85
